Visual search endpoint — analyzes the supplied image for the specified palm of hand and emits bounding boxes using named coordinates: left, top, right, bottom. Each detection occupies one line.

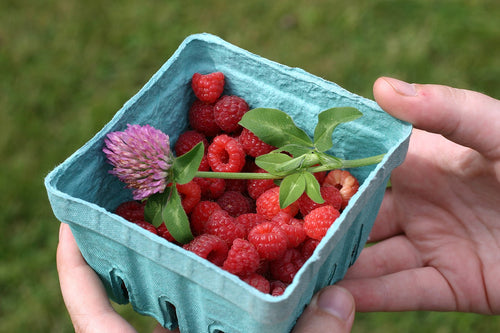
left=339, top=128, right=500, bottom=314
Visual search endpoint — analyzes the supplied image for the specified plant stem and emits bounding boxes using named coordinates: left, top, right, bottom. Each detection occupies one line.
left=194, top=153, right=385, bottom=180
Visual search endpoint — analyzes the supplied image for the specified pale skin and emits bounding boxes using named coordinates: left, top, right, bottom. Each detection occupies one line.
left=56, top=77, right=500, bottom=332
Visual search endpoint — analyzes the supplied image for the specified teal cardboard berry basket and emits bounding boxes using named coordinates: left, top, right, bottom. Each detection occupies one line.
left=45, top=33, right=411, bottom=333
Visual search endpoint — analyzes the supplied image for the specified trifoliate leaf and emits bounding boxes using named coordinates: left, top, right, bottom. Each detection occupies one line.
left=144, top=191, right=169, bottom=227
left=303, top=172, right=324, bottom=204
left=172, top=142, right=204, bottom=184
left=279, top=172, right=306, bottom=208
left=162, top=186, right=194, bottom=244
left=314, top=107, right=362, bottom=152
left=255, top=152, right=293, bottom=176
left=239, top=108, right=313, bottom=148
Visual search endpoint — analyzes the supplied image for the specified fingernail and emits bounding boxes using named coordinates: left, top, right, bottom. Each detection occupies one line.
left=383, top=77, right=417, bottom=96
left=316, top=286, right=354, bottom=321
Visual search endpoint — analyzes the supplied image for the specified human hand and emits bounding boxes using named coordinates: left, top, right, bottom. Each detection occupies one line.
left=56, top=223, right=173, bottom=333
left=336, top=77, right=500, bottom=314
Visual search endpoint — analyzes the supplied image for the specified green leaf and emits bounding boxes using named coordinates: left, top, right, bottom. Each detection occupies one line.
left=275, top=144, right=314, bottom=157
left=314, top=107, right=362, bottom=152
left=172, top=142, right=204, bottom=184
left=279, top=172, right=306, bottom=208
left=144, top=192, right=169, bottom=227
left=255, top=152, right=293, bottom=175
left=303, top=172, right=325, bottom=204
left=239, top=108, right=313, bottom=148
left=162, top=186, right=194, bottom=244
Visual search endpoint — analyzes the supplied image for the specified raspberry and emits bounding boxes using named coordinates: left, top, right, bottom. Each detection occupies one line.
left=194, top=177, right=226, bottom=200
left=241, top=273, right=271, bottom=294
left=204, top=209, right=246, bottom=246
left=207, top=134, right=246, bottom=173
left=271, top=212, right=306, bottom=248
left=248, top=222, right=288, bottom=260
left=247, top=169, right=277, bottom=200
left=191, top=72, right=225, bottom=104
left=235, top=213, right=267, bottom=234
left=300, top=237, right=320, bottom=260
left=269, top=248, right=305, bottom=283
left=297, top=186, right=342, bottom=216
left=216, top=191, right=252, bottom=217
left=132, top=220, right=158, bottom=235
left=224, top=178, right=247, bottom=193
left=188, top=99, right=221, bottom=137
left=114, top=200, right=145, bottom=222
left=255, top=187, right=299, bottom=220
left=174, top=130, right=209, bottom=156
left=157, top=222, right=176, bottom=242
left=222, top=238, right=260, bottom=276
left=238, top=128, right=276, bottom=157
left=189, top=201, right=222, bottom=235
left=176, top=181, right=201, bottom=214
left=213, top=95, right=249, bottom=133
left=322, top=169, right=360, bottom=209
left=270, top=280, right=288, bottom=296
left=303, top=205, right=341, bottom=240
left=183, top=234, right=229, bottom=267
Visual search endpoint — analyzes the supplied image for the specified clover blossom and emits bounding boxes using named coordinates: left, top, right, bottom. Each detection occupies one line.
left=103, top=124, right=173, bottom=200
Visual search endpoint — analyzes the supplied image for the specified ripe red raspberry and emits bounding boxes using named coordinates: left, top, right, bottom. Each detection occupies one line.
left=132, top=220, right=158, bottom=235
left=193, top=177, right=226, bottom=200
left=204, top=209, right=246, bottom=246
left=300, top=237, right=320, bottom=260
left=303, top=205, right=340, bottom=240
left=256, top=187, right=299, bottom=220
left=270, top=280, right=288, bottom=296
left=188, top=100, right=221, bottom=137
left=207, top=134, right=246, bottom=173
left=213, top=95, right=249, bottom=133
left=297, top=186, right=343, bottom=216
left=247, top=169, right=277, bottom=200
left=157, top=222, right=176, bottom=243
left=216, top=191, right=252, bottom=217
left=269, top=248, right=305, bottom=283
left=241, top=273, right=271, bottom=294
left=183, top=234, right=229, bottom=267
left=224, top=178, right=247, bottom=193
left=222, top=238, right=260, bottom=276
left=271, top=212, right=306, bottom=248
left=191, top=72, right=225, bottom=104
left=174, top=130, right=209, bottom=156
left=114, top=200, right=145, bottom=222
left=189, top=201, right=222, bottom=235
left=248, top=222, right=289, bottom=260
left=235, top=213, right=267, bottom=235
left=238, top=128, right=276, bottom=157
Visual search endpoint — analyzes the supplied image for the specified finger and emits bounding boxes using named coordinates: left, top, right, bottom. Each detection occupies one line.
left=373, top=77, right=500, bottom=160
left=56, top=223, right=137, bottom=333
left=292, top=285, right=355, bottom=333
left=338, top=267, right=457, bottom=312
left=344, top=235, right=422, bottom=279
left=368, top=189, right=403, bottom=242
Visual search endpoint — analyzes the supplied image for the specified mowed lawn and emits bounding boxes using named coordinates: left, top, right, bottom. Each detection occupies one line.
left=1, top=0, right=499, bottom=332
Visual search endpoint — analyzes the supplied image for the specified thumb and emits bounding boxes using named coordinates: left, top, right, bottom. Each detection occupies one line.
left=373, top=77, right=500, bottom=160
left=292, top=285, right=355, bottom=333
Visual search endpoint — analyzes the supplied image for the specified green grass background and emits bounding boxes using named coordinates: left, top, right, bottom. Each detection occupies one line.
left=2, top=0, right=499, bottom=332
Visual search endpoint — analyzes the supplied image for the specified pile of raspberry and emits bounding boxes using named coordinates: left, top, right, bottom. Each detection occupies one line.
left=114, top=72, right=360, bottom=296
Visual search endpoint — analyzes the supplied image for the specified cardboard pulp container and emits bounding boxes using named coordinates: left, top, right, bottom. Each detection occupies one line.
left=45, top=33, right=411, bottom=333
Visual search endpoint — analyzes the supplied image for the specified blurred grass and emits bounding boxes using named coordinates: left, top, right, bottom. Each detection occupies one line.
left=1, top=0, right=499, bottom=332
